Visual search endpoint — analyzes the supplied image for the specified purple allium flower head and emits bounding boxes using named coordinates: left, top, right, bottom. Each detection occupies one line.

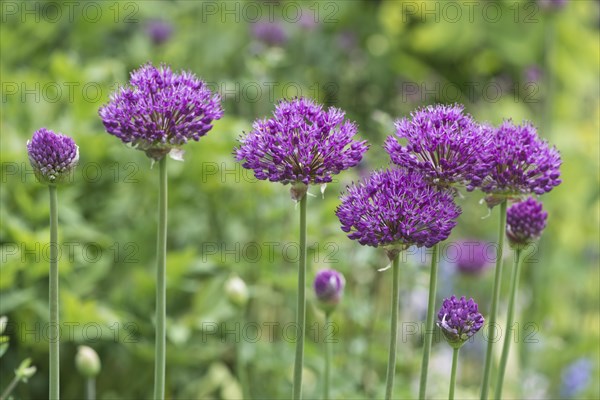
left=314, top=269, right=345, bottom=312
left=453, top=240, right=493, bottom=275
left=506, top=197, right=548, bottom=247
left=476, top=120, right=561, bottom=203
left=524, top=65, right=543, bottom=83
left=145, top=19, right=173, bottom=45
left=385, top=104, right=490, bottom=188
left=437, top=295, right=484, bottom=348
left=560, top=358, right=593, bottom=398
left=235, top=97, right=368, bottom=196
left=99, top=63, right=223, bottom=160
left=27, top=128, right=79, bottom=185
left=250, top=20, right=288, bottom=46
left=336, top=169, right=461, bottom=254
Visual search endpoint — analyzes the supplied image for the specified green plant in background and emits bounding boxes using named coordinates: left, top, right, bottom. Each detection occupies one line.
left=235, top=97, right=368, bottom=399
left=26, top=129, right=79, bottom=399
left=98, top=63, right=223, bottom=399
left=0, top=316, right=37, bottom=400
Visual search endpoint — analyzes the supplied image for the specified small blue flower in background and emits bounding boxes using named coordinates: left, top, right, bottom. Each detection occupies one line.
left=560, top=358, right=593, bottom=398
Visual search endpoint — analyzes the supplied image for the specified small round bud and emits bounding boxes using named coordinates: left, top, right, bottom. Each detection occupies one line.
left=225, top=276, right=249, bottom=307
left=437, top=296, right=484, bottom=349
left=506, top=197, right=547, bottom=249
left=313, top=269, right=345, bottom=313
left=75, top=346, right=101, bottom=378
left=15, top=358, right=37, bottom=381
left=27, top=128, right=79, bottom=185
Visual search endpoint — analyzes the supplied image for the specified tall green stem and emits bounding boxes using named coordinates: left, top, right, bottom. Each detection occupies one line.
left=1, top=372, right=20, bottom=400
left=494, top=248, right=523, bottom=399
left=154, top=157, right=167, bottom=399
left=384, top=254, right=400, bottom=400
left=449, top=348, right=459, bottom=400
left=292, top=194, right=307, bottom=400
left=323, top=313, right=331, bottom=400
left=86, top=377, right=96, bottom=400
left=419, top=243, right=440, bottom=399
left=480, top=200, right=507, bottom=400
left=49, top=185, right=59, bottom=400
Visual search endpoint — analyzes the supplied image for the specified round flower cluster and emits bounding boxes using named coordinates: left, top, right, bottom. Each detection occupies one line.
left=99, top=63, right=223, bottom=160
left=506, top=197, right=548, bottom=247
left=437, top=295, right=485, bottom=348
left=27, top=128, right=79, bottom=185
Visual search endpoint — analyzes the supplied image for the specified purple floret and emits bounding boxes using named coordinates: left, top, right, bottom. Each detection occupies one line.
left=336, top=168, right=461, bottom=249
left=385, top=104, right=490, bottom=188
left=437, top=295, right=485, bottom=348
left=475, top=120, right=561, bottom=199
left=506, top=197, right=548, bottom=246
left=235, top=97, right=368, bottom=186
left=99, top=63, right=223, bottom=160
left=27, top=128, right=79, bottom=184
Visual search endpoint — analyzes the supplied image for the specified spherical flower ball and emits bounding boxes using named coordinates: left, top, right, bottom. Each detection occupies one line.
left=476, top=120, right=561, bottom=204
left=314, top=269, right=345, bottom=312
left=506, top=197, right=548, bottom=248
left=145, top=19, right=174, bottom=46
left=336, top=168, right=461, bottom=254
left=384, top=104, right=489, bottom=188
left=453, top=240, right=493, bottom=275
left=99, top=63, right=223, bottom=160
left=437, top=295, right=484, bottom=348
left=27, top=128, right=79, bottom=185
left=235, top=97, right=368, bottom=194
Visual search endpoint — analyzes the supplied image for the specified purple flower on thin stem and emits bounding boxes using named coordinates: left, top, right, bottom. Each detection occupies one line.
left=99, top=63, right=223, bottom=160
left=336, top=168, right=461, bottom=256
left=475, top=120, right=561, bottom=206
left=27, top=128, right=79, bottom=185
left=437, top=296, right=484, bottom=348
left=145, top=19, right=173, bottom=46
left=235, top=97, right=368, bottom=199
left=385, top=104, right=490, bottom=189
left=314, top=269, right=345, bottom=312
left=506, top=197, right=548, bottom=248
left=454, top=240, right=492, bottom=275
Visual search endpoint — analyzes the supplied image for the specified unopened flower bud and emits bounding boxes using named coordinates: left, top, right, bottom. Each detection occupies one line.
left=15, top=358, right=36, bottom=382
left=314, top=269, right=345, bottom=313
left=27, top=128, right=79, bottom=185
left=225, top=276, right=249, bottom=307
left=75, top=346, right=101, bottom=378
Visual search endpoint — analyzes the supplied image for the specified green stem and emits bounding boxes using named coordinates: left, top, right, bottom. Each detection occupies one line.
left=419, top=243, right=440, bottom=399
left=480, top=200, right=507, bottom=400
left=153, top=157, right=168, bottom=399
left=86, top=377, right=96, bottom=400
left=323, top=313, right=331, bottom=400
left=292, top=194, right=307, bottom=400
left=0, top=375, right=21, bottom=400
left=494, top=248, right=523, bottom=399
left=237, top=308, right=250, bottom=399
left=49, top=184, right=59, bottom=400
left=449, top=348, right=459, bottom=400
left=384, top=254, right=400, bottom=400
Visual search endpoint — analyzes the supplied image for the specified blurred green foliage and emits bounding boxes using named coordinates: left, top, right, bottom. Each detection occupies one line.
left=1, top=0, right=598, bottom=399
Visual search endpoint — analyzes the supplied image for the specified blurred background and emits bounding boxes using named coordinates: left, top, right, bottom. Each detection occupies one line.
left=1, top=0, right=598, bottom=399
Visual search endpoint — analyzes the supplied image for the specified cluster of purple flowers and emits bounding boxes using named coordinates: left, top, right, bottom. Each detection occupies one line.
left=99, top=63, right=223, bottom=160
left=27, top=128, right=79, bottom=185
left=437, top=296, right=485, bottom=348
left=506, top=197, right=548, bottom=247
left=235, top=97, right=368, bottom=187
